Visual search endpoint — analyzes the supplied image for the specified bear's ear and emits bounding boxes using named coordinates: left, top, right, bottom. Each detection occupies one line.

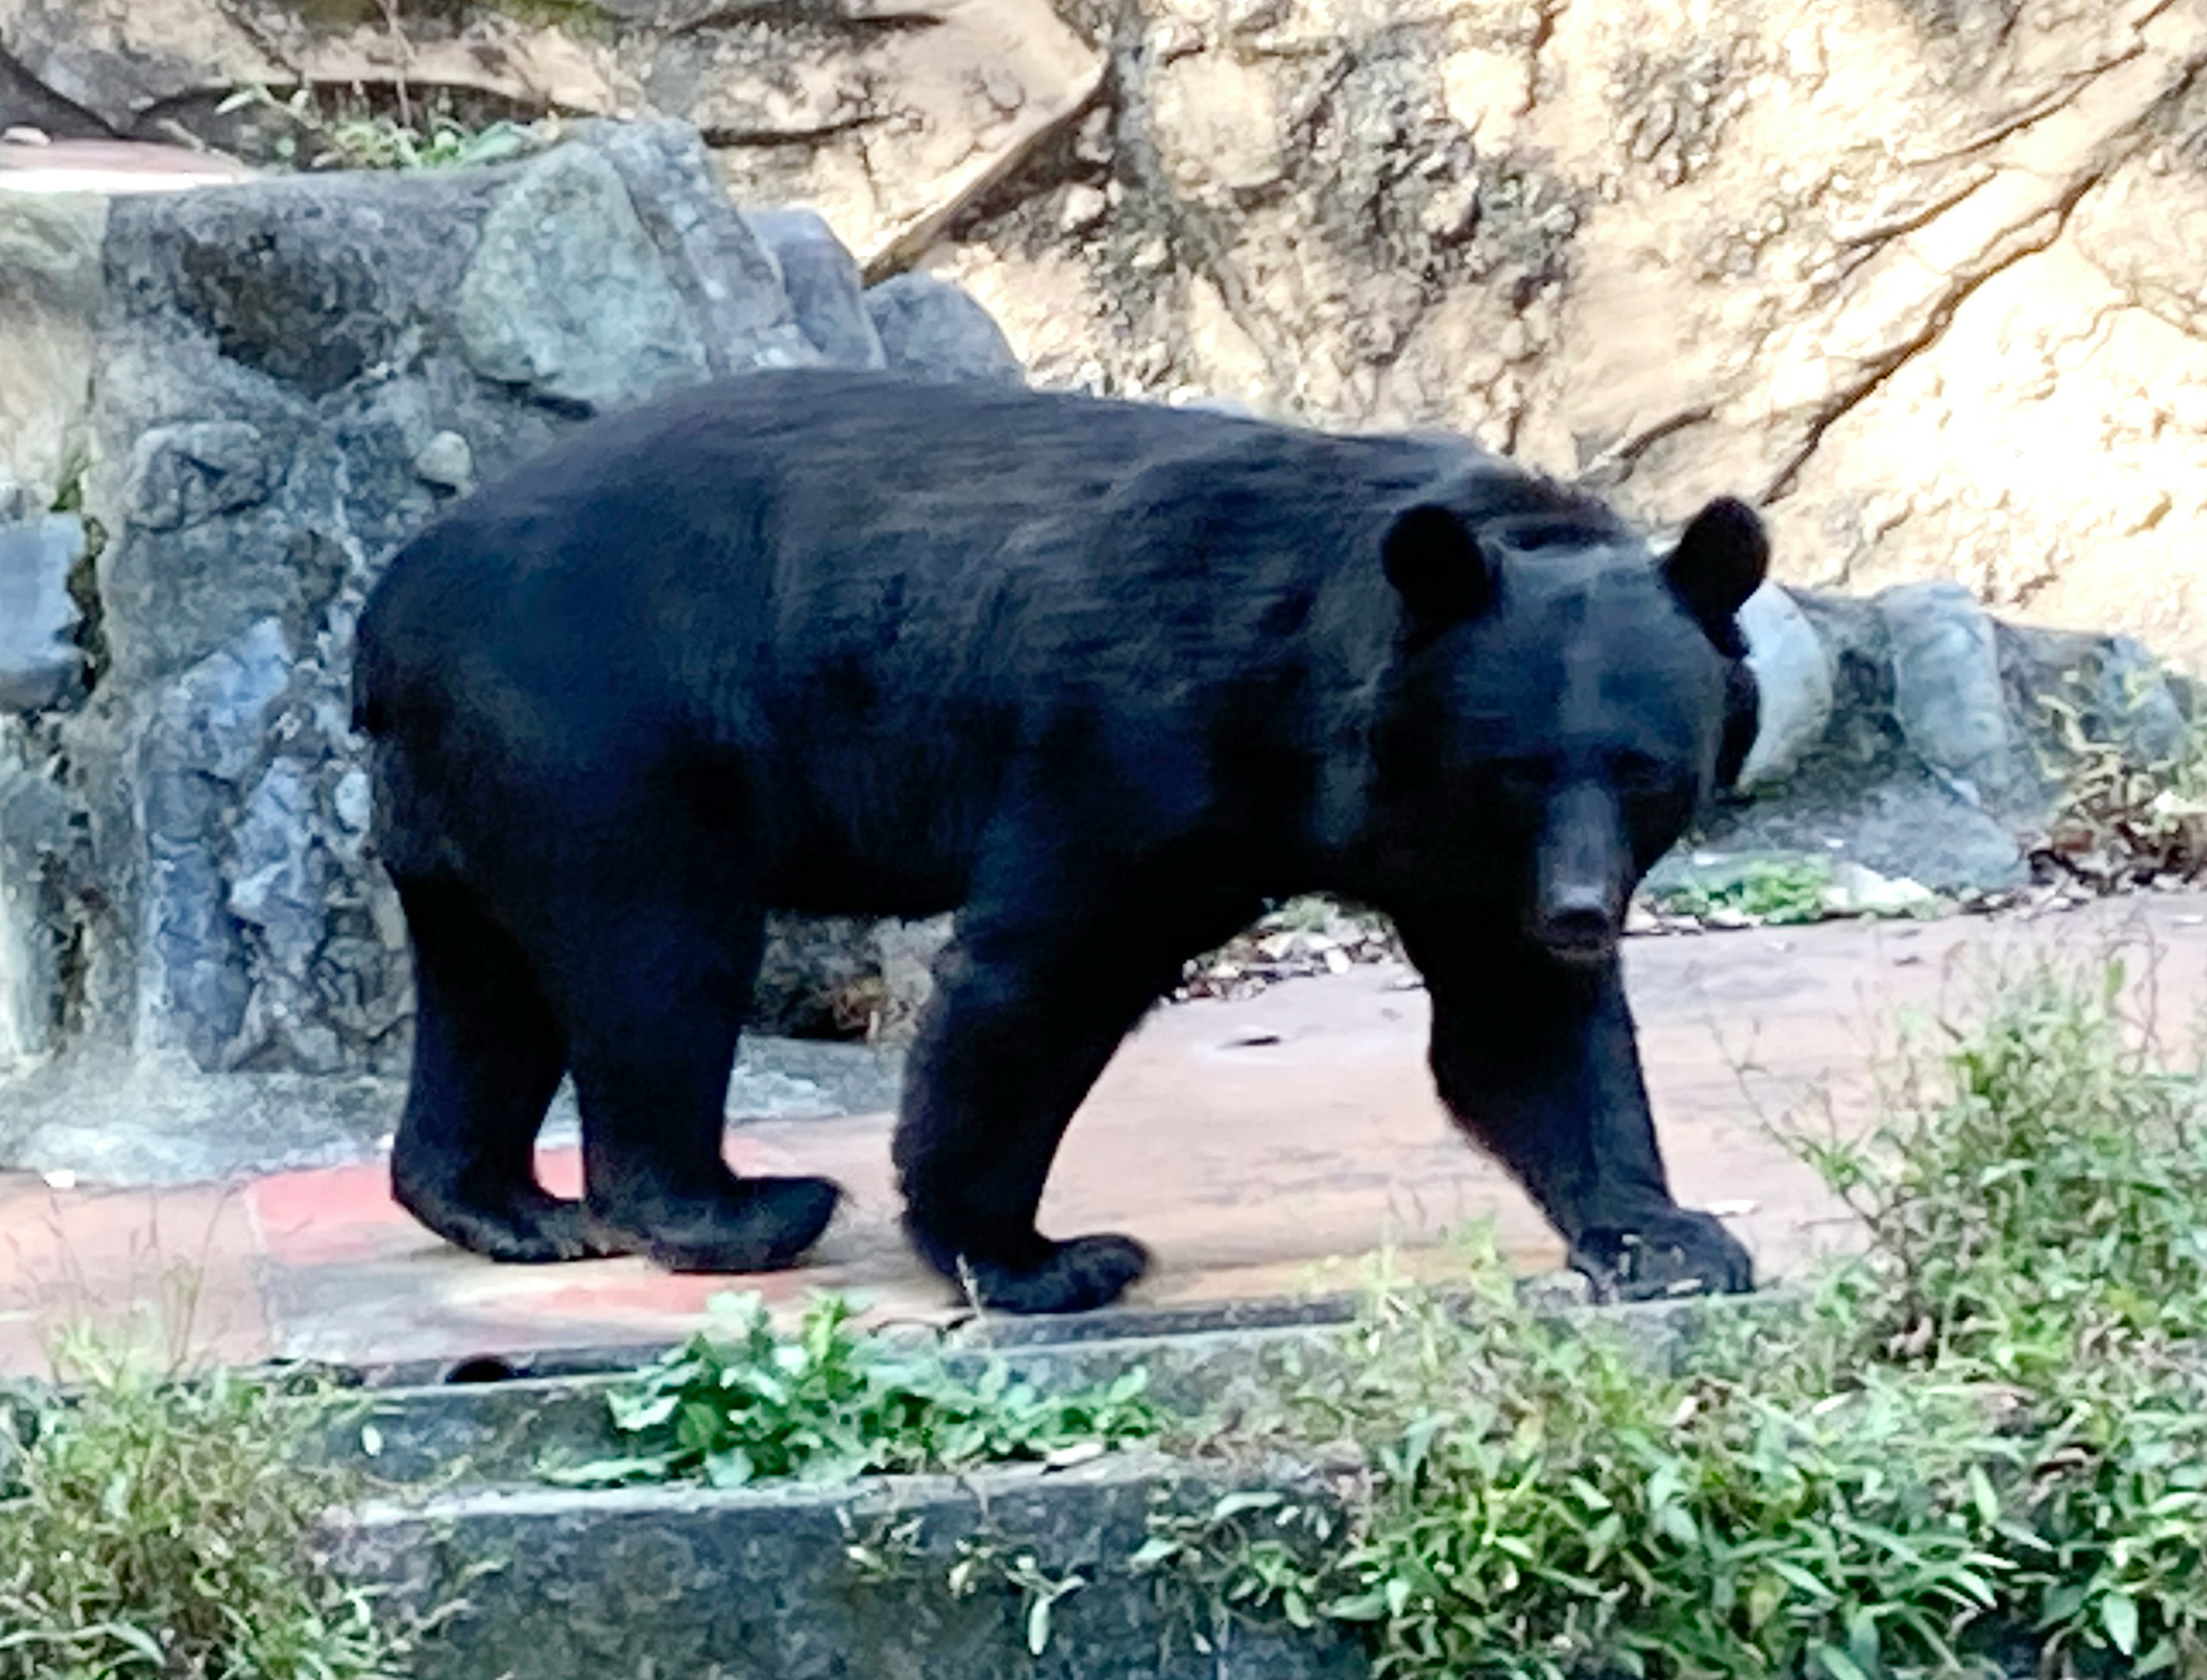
left=1662, top=497, right=1768, bottom=652
left=1382, top=504, right=1499, bottom=631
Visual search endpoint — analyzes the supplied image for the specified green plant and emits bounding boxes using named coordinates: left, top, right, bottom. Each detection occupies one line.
left=1656, top=856, right=1833, bottom=925
left=216, top=84, right=548, bottom=171
left=2040, top=668, right=2207, bottom=886
left=1161, top=958, right=2207, bottom=1679
left=547, top=1291, right=1162, bottom=1489
left=0, top=1332, right=413, bottom=1680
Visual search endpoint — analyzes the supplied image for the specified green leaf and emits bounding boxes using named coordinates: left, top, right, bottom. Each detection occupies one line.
left=1210, top=1490, right=1285, bottom=1520
left=2101, top=1591, right=2140, bottom=1656
left=1810, top=1641, right=1870, bottom=1680
left=1026, top=1594, right=1054, bottom=1655
left=1127, top=1536, right=1180, bottom=1570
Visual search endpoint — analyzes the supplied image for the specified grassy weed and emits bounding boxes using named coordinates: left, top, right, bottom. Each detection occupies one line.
left=0, top=1332, right=412, bottom=1680
left=1170, top=956, right=2207, bottom=1679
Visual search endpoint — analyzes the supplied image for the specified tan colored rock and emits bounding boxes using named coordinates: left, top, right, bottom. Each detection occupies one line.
left=1151, top=51, right=1286, bottom=195
left=922, top=0, right=2207, bottom=667
left=12, top=0, right=2207, bottom=668
left=0, top=192, right=104, bottom=506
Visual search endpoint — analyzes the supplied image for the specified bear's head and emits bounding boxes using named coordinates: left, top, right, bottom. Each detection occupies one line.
left=1359, top=489, right=1767, bottom=964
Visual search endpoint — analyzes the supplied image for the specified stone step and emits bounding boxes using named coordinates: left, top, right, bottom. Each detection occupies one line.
left=313, top=1291, right=1762, bottom=1678
left=330, top=1450, right=1367, bottom=1680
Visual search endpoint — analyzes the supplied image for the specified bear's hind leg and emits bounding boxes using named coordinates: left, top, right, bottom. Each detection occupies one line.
left=557, top=902, right=840, bottom=1273
left=390, top=878, right=610, bottom=1263
left=895, top=903, right=1238, bottom=1315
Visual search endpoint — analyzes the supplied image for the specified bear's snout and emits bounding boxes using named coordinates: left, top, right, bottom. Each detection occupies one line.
left=1532, top=782, right=1628, bottom=963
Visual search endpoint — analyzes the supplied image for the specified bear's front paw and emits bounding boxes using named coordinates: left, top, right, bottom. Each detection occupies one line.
left=1569, top=1209, right=1753, bottom=1302
left=925, top=1232, right=1153, bottom=1315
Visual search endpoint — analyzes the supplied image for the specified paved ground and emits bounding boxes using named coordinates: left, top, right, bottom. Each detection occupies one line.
left=4, top=894, right=2204, bottom=1378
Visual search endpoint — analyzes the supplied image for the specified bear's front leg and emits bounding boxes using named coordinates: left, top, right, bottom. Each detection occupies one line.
left=893, top=914, right=1185, bottom=1315
left=1395, top=910, right=1754, bottom=1300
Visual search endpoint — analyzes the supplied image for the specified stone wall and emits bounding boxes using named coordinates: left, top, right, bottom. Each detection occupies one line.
left=0, top=122, right=1016, bottom=1081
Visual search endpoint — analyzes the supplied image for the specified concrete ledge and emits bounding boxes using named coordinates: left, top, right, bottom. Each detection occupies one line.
left=329, top=1451, right=1366, bottom=1680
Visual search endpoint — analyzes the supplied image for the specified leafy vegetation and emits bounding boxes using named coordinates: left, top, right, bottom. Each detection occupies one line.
left=216, top=84, right=549, bottom=172
left=1156, top=956, right=2207, bottom=1679
left=0, top=1334, right=413, bottom=1680
left=547, top=1291, right=1162, bottom=1489
left=2039, top=666, right=2207, bottom=887
left=1654, top=855, right=1836, bottom=925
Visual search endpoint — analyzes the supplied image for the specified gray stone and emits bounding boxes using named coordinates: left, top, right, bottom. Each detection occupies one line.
left=1877, top=580, right=2016, bottom=809
left=583, top=122, right=818, bottom=375
left=411, top=430, right=474, bottom=493
left=330, top=1453, right=1362, bottom=1680
left=754, top=913, right=949, bottom=1040
left=2096, top=635, right=2188, bottom=763
left=133, top=618, right=295, bottom=1067
left=457, top=143, right=713, bottom=412
left=0, top=193, right=103, bottom=507
left=0, top=120, right=1033, bottom=1135
left=123, top=420, right=271, bottom=532
left=865, top=271, right=1025, bottom=386
left=0, top=753, right=77, bottom=1066
left=0, top=513, right=85, bottom=712
left=1734, top=582, right=1833, bottom=791
left=745, top=207, right=886, bottom=368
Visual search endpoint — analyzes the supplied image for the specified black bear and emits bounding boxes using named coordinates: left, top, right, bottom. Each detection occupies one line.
left=353, top=369, right=1767, bottom=1314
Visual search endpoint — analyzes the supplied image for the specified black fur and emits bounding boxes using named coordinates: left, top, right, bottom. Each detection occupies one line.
left=355, top=369, right=1768, bottom=1311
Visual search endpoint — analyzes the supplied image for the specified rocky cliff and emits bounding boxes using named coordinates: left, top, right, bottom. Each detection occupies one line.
left=7, top=0, right=2203, bottom=660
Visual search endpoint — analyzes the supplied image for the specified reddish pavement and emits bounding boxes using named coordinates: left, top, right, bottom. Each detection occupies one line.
left=3, top=894, right=2201, bottom=1377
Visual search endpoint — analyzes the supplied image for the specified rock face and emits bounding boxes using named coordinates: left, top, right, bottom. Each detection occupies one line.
left=10, top=3, right=2206, bottom=671
left=0, top=122, right=982, bottom=1094
left=924, top=0, right=2207, bottom=674
left=0, top=513, right=86, bottom=713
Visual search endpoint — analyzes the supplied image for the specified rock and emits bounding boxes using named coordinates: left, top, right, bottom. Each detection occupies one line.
left=124, top=421, right=272, bottom=532
left=457, top=128, right=818, bottom=412
left=0, top=513, right=86, bottom=713
left=412, top=431, right=475, bottom=494
left=753, top=913, right=949, bottom=1041
left=456, top=143, right=714, bottom=413
left=1878, top=580, right=2016, bottom=809
left=1822, top=862, right=1940, bottom=917
left=0, top=193, right=103, bottom=508
left=2095, top=636, right=2188, bottom=763
left=865, top=272, right=1024, bottom=386
left=0, top=758, right=77, bottom=1067
left=1734, top=582, right=1834, bottom=791
left=580, top=124, right=818, bottom=376
left=0, top=118, right=1032, bottom=1106
left=0, top=0, right=1101, bottom=280
left=1059, top=183, right=1110, bottom=233
left=743, top=208, right=885, bottom=369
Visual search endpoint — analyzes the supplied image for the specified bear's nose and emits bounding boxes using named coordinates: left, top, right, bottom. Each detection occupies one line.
left=1545, top=905, right=1615, bottom=958
left=1535, top=886, right=1617, bottom=963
